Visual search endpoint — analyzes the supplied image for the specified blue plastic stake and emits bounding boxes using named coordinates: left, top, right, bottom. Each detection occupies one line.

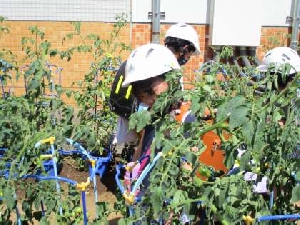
left=81, top=191, right=88, bottom=225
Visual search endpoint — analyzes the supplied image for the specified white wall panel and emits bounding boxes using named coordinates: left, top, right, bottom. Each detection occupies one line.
left=132, top=0, right=208, bottom=24
left=261, top=0, right=292, bottom=26
left=0, top=0, right=295, bottom=27
left=132, top=0, right=293, bottom=26
left=209, top=0, right=262, bottom=46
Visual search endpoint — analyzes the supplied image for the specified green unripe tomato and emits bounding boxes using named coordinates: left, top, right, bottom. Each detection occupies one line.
left=211, top=205, right=217, bottom=213
left=75, top=207, right=82, bottom=214
left=198, top=167, right=211, bottom=177
left=222, top=219, right=230, bottom=225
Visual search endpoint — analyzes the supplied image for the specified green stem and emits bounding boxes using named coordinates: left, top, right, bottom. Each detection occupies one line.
left=159, top=139, right=182, bottom=187
left=169, top=197, right=205, bottom=208
left=156, top=116, right=229, bottom=188
left=261, top=74, right=299, bottom=111
left=8, top=135, right=30, bottom=181
left=198, top=116, right=230, bottom=137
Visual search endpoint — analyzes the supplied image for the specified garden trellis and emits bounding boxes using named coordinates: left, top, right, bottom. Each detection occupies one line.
left=0, top=136, right=112, bottom=225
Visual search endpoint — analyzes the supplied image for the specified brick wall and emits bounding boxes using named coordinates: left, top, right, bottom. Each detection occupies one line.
left=257, top=27, right=291, bottom=59
left=0, top=21, right=294, bottom=106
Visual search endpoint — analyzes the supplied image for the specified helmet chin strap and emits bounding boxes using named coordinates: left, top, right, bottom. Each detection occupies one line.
left=178, top=55, right=187, bottom=66
left=177, top=47, right=188, bottom=66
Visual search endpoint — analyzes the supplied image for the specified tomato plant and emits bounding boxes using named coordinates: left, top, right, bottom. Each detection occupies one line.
left=0, top=14, right=132, bottom=224
left=123, top=49, right=300, bottom=224
left=59, top=15, right=131, bottom=155
left=0, top=25, right=80, bottom=223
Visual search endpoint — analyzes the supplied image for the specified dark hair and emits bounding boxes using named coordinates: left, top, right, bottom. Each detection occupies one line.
left=131, top=74, right=166, bottom=99
left=164, top=36, right=194, bottom=54
left=278, top=72, right=295, bottom=87
left=271, top=71, right=296, bottom=89
left=251, top=71, right=296, bottom=93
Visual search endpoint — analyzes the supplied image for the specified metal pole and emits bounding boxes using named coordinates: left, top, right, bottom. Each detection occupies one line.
left=290, top=0, right=300, bottom=50
left=129, top=0, right=133, bottom=46
left=151, top=0, right=160, bottom=44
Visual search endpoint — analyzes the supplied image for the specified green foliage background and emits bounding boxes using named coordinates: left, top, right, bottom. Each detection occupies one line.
left=123, top=51, right=300, bottom=224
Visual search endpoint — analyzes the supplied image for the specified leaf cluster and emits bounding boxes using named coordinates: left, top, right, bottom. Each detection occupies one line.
left=124, top=55, right=300, bottom=224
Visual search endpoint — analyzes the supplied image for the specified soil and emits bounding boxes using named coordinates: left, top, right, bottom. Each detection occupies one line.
left=59, top=159, right=123, bottom=224
left=9, top=158, right=123, bottom=224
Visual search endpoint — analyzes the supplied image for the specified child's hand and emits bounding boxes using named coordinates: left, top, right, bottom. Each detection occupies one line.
left=181, top=162, right=193, bottom=172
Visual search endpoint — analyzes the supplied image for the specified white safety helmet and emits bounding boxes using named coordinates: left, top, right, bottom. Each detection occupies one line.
left=165, top=22, right=200, bottom=55
left=256, top=47, right=300, bottom=75
left=122, top=43, right=180, bottom=87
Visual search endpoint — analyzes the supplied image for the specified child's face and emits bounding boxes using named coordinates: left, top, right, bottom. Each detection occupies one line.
left=138, top=78, right=169, bottom=108
left=174, top=45, right=195, bottom=64
left=182, top=45, right=195, bottom=62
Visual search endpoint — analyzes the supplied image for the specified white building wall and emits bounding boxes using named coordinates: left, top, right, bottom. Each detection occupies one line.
left=132, top=0, right=208, bottom=24
left=261, top=0, right=292, bottom=26
left=0, top=0, right=294, bottom=27
left=209, top=0, right=262, bottom=46
left=132, top=0, right=293, bottom=26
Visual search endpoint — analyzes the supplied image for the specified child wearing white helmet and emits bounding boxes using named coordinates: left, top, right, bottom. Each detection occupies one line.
left=121, top=44, right=190, bottom=223
left=122, top=42, right=181, bottom=179
left=256, top=46, right=300, bottom=90
left=164, top=22, right=200, bottom=66
left=123, top=43, right=180, bottom=88
left=235, top=47, right=300, bottom=194
left=110, top=22, right=200, bottom=148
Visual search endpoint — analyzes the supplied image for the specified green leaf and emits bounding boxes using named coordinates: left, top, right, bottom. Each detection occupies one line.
left=228, top=96, right=246, bottom=109
left=72, top=22, right=81, bottom=34
left=224, top=149, right=236, bottom=169
left=253, top=132, right=264, bottom=152
left=291, top=185, right=300, bottom=203
left=217, top=96, right=246, bottom=122
left=95, top=201, right=109, bottom=217
left=65, top=33, right=74, bottom=40
left=151, top=187, right=163, bottom=216
left=205, top=75, right=214, bottom=83
left=171, top=190, right=187, bottom=209
left=190, top=94, right=203, bottom=113
left=129, top=110, right=151, bottom=132
left=203, top=84, right=212, bottom=92
left=295, top=171, right=300, bottom=181
left=3, top=187, right=15, bottom=210
left=229, top=107, right=248, bottom=130
left=49, top=49, right=58, bottom=57
left=194, top=177, right=203, bottom=187
left=241, top=121, right=254, bottom=144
